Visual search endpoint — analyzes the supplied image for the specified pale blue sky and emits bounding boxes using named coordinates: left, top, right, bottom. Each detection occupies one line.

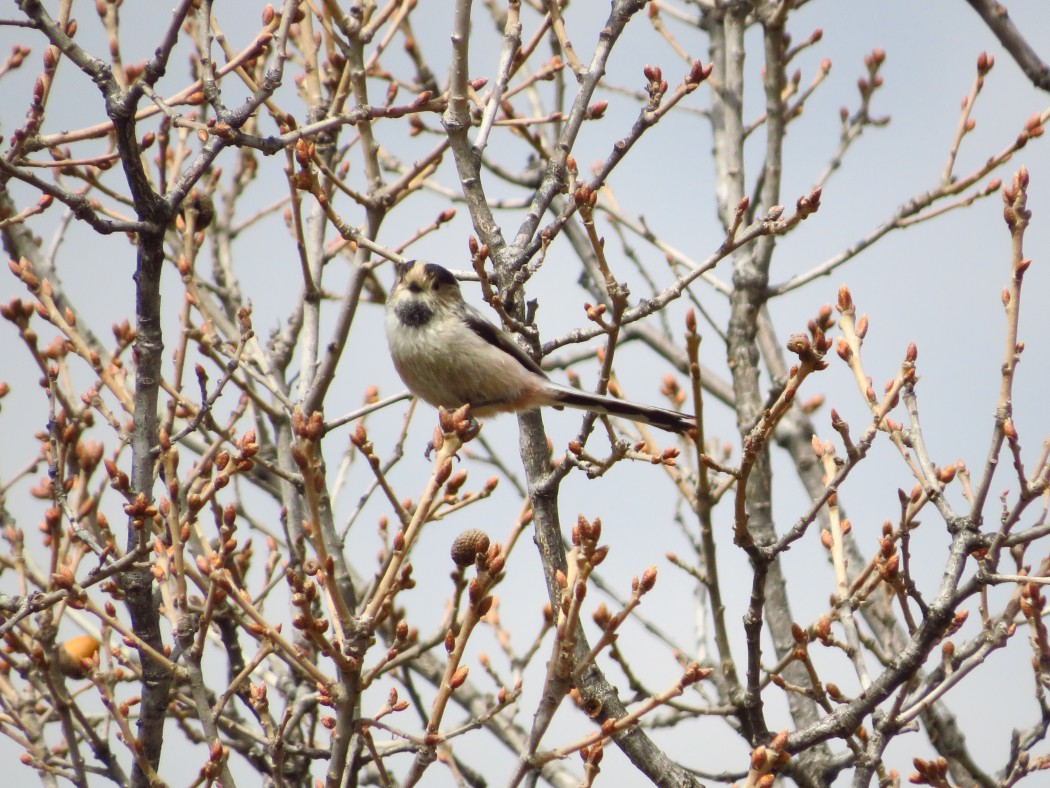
left=1, top=3, right=1049, bottom=784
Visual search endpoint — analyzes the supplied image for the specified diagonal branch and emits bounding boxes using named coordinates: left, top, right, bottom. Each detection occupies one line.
left=964, top=0, right=1050, bottom=92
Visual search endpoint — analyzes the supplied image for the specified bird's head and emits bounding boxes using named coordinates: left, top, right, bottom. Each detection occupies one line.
left=388, top=261, right=463, bottom=326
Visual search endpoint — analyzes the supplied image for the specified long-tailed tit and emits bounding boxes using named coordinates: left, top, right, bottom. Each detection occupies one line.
left=385, top=261, right=695, bottom=434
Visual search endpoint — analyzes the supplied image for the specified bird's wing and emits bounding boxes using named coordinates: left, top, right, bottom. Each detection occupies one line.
left=462, top=304, right=548, bottom=379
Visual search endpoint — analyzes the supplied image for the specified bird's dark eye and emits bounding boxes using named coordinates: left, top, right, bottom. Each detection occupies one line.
left=407, top=282, right=423, bottom=293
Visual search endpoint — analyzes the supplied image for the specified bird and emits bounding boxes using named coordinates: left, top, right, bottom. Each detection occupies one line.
left=385, top=260, right=695, bottom=434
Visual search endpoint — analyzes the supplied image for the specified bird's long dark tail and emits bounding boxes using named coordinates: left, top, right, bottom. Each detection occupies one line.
left=550, top=385, right=695, bottom=435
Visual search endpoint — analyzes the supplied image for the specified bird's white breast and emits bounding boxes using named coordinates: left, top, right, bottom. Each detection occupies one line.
left=386, top=305, right=544, bottom=413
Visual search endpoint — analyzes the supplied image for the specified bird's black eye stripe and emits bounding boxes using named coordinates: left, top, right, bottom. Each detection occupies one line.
left=407, top=282, right=423, bottom=293
left=424, top=263, right=457, bottom=290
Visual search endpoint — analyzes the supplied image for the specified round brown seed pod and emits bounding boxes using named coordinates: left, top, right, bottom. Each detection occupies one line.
left=450, top=529, right=490, bottom=568
left=57, top=635, right=100, bottom=678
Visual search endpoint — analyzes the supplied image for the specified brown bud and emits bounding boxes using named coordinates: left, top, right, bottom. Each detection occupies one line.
left=450, top=665, right=468, bottom=688
left=434, top=458, right=453, bottom=486
left=639, top=566, right=657, bottom=593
